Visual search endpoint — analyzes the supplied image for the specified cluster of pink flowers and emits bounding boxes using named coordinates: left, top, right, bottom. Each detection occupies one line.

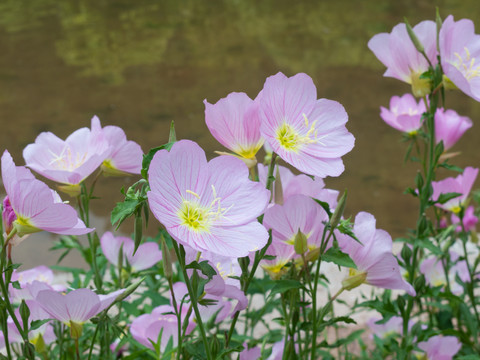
left=369, top=15, right=480, bottom=101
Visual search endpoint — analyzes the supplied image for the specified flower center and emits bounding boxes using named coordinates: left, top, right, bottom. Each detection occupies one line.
left=48, top=146, right=88, bottom=171
left=177, top=187, right=230, bottom=233
left=453, top=47, right=480, bottom=81
left=276, top=114, right=326, bottom=152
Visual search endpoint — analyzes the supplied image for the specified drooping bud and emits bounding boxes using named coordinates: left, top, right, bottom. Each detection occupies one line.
left=341, top=268, right=367, bottom=291
left=57, top=184, right=82, bottom=197
left=293, top=229, right=308, bottom=255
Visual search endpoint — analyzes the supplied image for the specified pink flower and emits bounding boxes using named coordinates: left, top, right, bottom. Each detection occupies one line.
left=90, top=116, right=143, bottom=176
left=439, top=15, right=480, bottom=101
left=431, top=167, right=479, bottom=213
left=451, top=205, right=478, bottom=232
left=259, top=72, right=354, bottom=178
left=368, top=21, right=437, bottom=97
left=261, top=239, right=295, bottom=279
left=257, top=164, right=339, bottom=208
left=263, top=194, right=328, bottom=252
left=337, top=212, right=415, bottom=295
left=100, top=231, right=162, bottom=271
left=380, top=94, right=426, bottom=134
left=435, top=108, right=472, bottom=150
left=420, top=255, right=470, bottom=294
left=204, top=92, right=264, bottom=160
left=1, top=150, right=93, bottom=237
left=147, top=140, right=269, bottom=258
left=130, top=303, right=193, bottom=351
left=23, top=119, right=109, bottom=194
left=239, top=343, right=261, bottom=360
left=0, top=302, right=55, bottom=351
left=418, top=335, right=461, bottom=360
left=10, top=265, right=66, bottom=302
left=35, top=288, right=124, bottom=337
left=367, top=316, right=403, bottom=338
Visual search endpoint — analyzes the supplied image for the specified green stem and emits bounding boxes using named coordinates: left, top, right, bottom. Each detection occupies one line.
left=172, top=241, right=213, bottom=360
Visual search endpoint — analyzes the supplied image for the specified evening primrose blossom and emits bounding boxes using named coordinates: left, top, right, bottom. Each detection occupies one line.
left=439, top=15, right=480, bottom=102
left=147, top=140, right=269, bottom=258
left=204, top=92, right=264, bottom=163
left=337, top=212, right=416, bottom=296
left=368, top=21, right=437, bottom=97
left=259, top=72, right=354, bottom=178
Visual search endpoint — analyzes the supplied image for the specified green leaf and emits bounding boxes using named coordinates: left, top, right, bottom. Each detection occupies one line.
left=111, top=198, right=142, bottom=229
left=438, top=163, right=464, bottom=173
left=435, top=192, right=462, bottom=205
left=312, top=198, right=332, bottom=217
left=322, top=247, right=357, bottom=269
left=416, top=238, right=442, bottom=256
left=30, top=319, right=51, bottom=331
left=185, top=260, right=217, bottom=280
left=141, top=142, right=174, bottom=179
left=268, top=280, right=304, bottom=298
left=337, top=218, right=361, bottom=244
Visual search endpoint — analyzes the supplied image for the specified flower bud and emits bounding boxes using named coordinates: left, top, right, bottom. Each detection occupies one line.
left=341, top=269, right=367, bottom=291
left=404, top=18, right=425, bottom=53
left=294, top=229, right=308, bottom=255
left=330, top=190, right=347, bottom=231
left=160, top=234, right=173, bottom=281
left=2, top=196, right=16, bottom=234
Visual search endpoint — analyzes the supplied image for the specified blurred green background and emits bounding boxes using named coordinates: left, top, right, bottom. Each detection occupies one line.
left=0, top=0, right=479, bottom=266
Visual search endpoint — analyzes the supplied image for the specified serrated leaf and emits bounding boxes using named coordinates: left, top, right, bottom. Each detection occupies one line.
left=185, top=260, right=217, bottom=280
left=111, top=198, right=143, bottom=229
left=322, top=247, right=357, bottom=269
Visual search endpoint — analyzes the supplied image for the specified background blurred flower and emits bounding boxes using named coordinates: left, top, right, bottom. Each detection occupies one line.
left=380, top=93, right=426, bottom=134
left=435, top=108, right=472, bottom=150
left=417, top=335, right=461, bottom=360
left=100, top=231, right=162, bottom=271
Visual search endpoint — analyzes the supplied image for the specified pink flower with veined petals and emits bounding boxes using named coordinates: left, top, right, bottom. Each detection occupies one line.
left=418, top=335, right=461, bottom=360
left=380, top=94, right=426, bottom=134
left=431, top=167, right=479, bottom=213
left=263, top=194, right=328, bottom=252
left=435, top=108, right=472, bottom=150
left=259, top=72, right=355, bottom=178
left=420, top=254, right=470, bottom=294
left=100, top=232, right=162, bottom=271
left=439, top=15, right=480, bottom=102
left=338, top=212, right=416, bottom=296
left=23, top=118, right=109, bottom=195
left=368, top=21, right=437, bottom=97
left=204, top=92, right=264, bottom=160
left=1, top=150, right=93, bottom=237
left=90, top=116, right=143, bottom=176
left=147, top=140, right=269, bottom=258
left=10, top=265, right=66, bottom=302
left=35, top=288, right=125, bottom=336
